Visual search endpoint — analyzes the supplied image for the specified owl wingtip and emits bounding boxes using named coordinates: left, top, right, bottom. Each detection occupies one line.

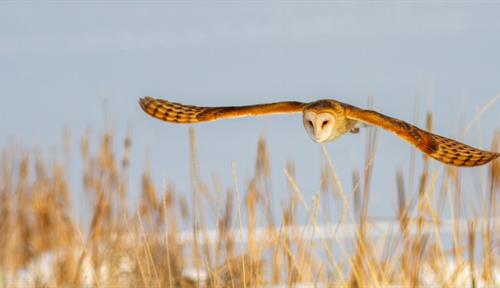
left=138, top=96, right=152, bottom=111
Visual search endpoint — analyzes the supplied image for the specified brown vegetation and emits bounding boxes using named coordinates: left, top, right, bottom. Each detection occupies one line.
left=0, top=113, right=499, bottom=287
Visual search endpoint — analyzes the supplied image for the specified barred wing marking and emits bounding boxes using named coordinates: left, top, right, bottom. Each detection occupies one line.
left=139, top=96, right=306, bottom=124
left=345, top=106, right=499, bottom=167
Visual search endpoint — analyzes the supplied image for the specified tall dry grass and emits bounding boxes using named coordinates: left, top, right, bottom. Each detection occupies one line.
left=0, top=113, right=499, bottom=287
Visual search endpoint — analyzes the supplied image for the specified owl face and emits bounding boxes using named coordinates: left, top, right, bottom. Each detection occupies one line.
left=302, top=111, right=336, bottom=143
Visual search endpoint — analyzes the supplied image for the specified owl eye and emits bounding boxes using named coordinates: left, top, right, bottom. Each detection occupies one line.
left=307, top=120, right=314, bottom=128
left=322, top=120, right=329, bottom=128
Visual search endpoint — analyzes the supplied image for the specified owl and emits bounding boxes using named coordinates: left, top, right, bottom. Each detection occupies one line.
left=139, top=96, right=499, bottom=167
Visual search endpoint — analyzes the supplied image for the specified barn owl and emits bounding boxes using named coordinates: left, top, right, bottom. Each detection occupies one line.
left=139, top=97, right=499, bottom=167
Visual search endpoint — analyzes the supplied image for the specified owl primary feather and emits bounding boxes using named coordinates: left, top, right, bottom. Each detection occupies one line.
left=139, top=96, right=499, bottom=167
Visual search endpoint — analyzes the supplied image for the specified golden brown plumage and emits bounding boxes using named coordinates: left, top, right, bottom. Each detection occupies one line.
left=345, top=105, right=499, bottom=167
left=139, top=96, right=305, bottom=124
left=139, top=96, right=499, bottom=167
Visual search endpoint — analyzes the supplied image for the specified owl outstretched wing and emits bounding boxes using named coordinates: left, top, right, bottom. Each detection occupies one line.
left=139, top=96, right=306, bottom=124
left=345, top=105, right=499, bottom=167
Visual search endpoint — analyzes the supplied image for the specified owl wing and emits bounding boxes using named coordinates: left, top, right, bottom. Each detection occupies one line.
left=345, top=105, right=499, bottom=167
left=139, top=96, right=306, bottom=124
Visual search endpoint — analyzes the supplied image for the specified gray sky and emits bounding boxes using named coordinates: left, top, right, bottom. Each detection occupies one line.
left=1, top=2, right=499, bottom=224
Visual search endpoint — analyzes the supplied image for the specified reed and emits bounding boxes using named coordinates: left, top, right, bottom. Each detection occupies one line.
left=0, top=113, right=498, bottom=287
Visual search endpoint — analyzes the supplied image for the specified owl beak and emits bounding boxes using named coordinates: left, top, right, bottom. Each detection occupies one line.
left=312, top=125, right=331, bottom=143
left=314, top=130, right=325, bottom=143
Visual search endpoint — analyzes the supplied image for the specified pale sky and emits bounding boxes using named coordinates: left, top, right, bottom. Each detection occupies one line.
left=1, top=2, right=499, bottom=225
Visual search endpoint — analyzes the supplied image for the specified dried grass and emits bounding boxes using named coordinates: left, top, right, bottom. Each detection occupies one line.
left=0, top=111, right=499, bottom=287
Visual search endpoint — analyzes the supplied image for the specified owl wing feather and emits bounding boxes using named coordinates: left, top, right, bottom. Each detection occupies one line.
left=345, top=105, right=499, bottom=167
left=139, top=96, right=306, bottom=124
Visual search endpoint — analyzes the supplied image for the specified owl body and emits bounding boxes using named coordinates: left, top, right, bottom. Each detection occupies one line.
left=139, top=96, right=499, bottom=167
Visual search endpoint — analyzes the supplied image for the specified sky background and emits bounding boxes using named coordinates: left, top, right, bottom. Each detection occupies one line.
left=1, top=2, right=500, bottom=226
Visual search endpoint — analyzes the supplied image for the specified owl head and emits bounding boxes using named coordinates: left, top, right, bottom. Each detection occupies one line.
left=302, top=100, right=357, bottom=143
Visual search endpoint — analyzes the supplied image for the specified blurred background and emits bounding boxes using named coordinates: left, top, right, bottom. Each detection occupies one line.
left=1, top=2, right=499, bottom=225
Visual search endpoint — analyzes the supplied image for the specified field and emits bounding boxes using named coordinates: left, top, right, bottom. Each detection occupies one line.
left=0, top=112, right=499, bottom=287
